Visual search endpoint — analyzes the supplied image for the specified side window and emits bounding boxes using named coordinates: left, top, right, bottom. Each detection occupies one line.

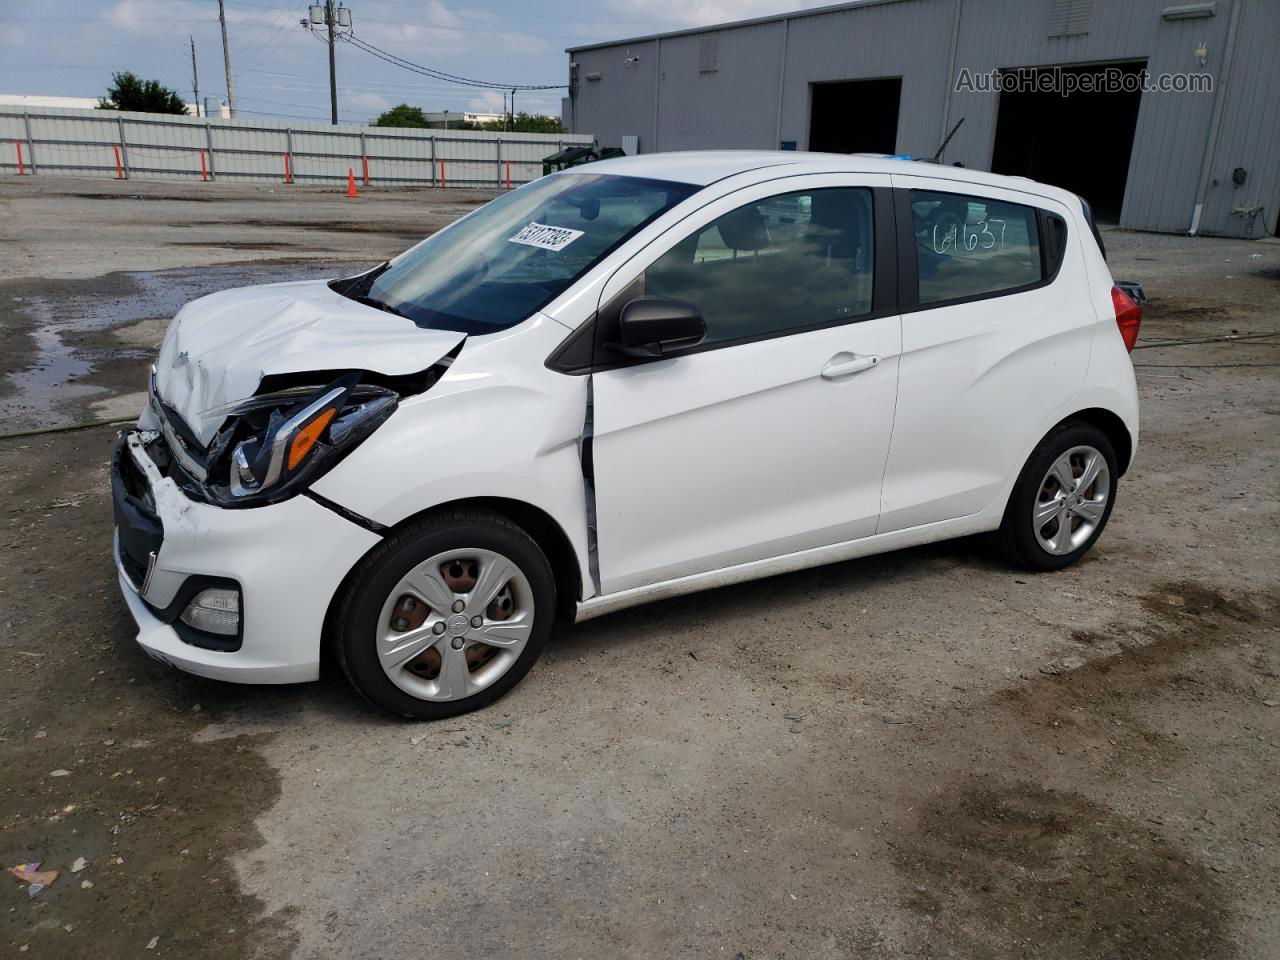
left=644, top=187, right=874, bottom=348
left=910, top=190, right=1042, bottom=305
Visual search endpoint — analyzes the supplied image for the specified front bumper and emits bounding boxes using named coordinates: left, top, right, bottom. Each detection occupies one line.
left=112, top=431, right=382, bottom=684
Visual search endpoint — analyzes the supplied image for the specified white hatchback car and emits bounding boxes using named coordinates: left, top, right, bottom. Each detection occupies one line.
left=113, top=151, right=1141, bottom=719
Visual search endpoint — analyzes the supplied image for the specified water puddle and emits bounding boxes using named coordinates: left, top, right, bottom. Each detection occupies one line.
left=3, top=262, right=351, bottom=432
left=6, top=299, right=109, bottom=424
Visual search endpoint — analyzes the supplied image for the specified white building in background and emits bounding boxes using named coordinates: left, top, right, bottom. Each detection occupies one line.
left=201, top=97, right=231, bottom=119
left=0, top=93, right=226, bottom=118
left=421, top=110, right=504, bottom=129
left=0, top=94, right=99, bottom=110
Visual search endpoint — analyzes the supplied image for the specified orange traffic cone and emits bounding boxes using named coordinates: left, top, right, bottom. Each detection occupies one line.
left=346, top=168, right=358, bottom=198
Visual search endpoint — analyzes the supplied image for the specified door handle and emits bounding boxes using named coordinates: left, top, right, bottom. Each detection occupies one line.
left=821, top=353, right=881, bottom=380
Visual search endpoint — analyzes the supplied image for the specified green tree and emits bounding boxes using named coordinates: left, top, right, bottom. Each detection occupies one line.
left=375, top=103, right=430, bottom=128
left=97, top=71, right=188, bottom=114
left=470, top=113, right=565, bottom=134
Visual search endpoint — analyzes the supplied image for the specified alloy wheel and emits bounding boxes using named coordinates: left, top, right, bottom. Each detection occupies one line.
left=1032, top=444, right=1111, bottom=556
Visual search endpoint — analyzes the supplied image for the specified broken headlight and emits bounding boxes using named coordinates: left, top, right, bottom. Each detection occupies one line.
left=203, top=372, right=398, bottom=507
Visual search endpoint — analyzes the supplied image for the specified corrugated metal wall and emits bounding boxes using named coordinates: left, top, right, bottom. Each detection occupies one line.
left=570, top=39, right=661, bottom=151
left=655, top=23, right=787, bottom=151
left=0, top=106, right=593, bottom=187
left=568, top=0, right=1280, bottom=237
left=1191, top=0, right=1280, bottom=237
left=778, top=2, right=955, bottom=157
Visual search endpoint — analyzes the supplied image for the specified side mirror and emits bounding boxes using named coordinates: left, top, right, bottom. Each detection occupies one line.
left=610, top=298, right=706, bottom=360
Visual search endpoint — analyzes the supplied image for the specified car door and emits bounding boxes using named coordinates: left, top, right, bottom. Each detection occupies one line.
left=877, top=175, right=1092, bottom=533
left=587, top=175, right=901, bottom=595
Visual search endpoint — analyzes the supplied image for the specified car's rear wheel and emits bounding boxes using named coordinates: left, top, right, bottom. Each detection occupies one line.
left=333, top=510, right=555, bottom=720
left=994, top=422, right=1118, bottom=571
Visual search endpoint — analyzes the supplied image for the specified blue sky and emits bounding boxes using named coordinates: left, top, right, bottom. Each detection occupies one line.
left=0, top=0, right=831, bottom=124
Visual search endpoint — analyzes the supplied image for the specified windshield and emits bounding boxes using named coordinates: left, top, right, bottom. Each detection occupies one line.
left=357, top=173, right=698, bottom=334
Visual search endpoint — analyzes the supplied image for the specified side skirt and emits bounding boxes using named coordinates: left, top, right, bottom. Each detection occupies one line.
left=574, top=511, right=1000, bottom=623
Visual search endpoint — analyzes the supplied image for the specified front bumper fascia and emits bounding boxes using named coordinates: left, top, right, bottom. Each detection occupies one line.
left=112, top=431, right=382, bottom=684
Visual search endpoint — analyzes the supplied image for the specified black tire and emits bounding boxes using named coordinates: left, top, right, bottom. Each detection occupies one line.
left=333, top=509, right=556, bottom=720
left=993, top=421, right=1118, bottom=571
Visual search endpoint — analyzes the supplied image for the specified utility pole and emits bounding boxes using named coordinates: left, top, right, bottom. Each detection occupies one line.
left=217, top=0, right=236, bottom=118
left=190, top=36, right=201, bottom=117
left=326, top=0, right=338, bottom=124
left=304, top=4, right=350, bottom=124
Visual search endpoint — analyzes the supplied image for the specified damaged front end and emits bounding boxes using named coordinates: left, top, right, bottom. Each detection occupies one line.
left=141, top=354, right=455, bottom=508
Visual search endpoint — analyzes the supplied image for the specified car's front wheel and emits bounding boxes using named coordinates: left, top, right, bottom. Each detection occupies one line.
left=995, top=421, right=1118, bottom=571
left=333, top=510, right=556, bottom=719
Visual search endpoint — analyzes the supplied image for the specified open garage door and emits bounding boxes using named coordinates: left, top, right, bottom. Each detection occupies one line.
left=991, top=61, right=1145, bottom=222
left=809, top=78, right=902, bottom=155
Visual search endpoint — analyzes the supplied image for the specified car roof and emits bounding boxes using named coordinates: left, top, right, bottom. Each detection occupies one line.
left=568, top=150, right=1078, bottom=207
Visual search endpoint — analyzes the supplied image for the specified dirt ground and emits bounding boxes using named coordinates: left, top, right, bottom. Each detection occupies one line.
left=0, top=176, right=1277, bottom=959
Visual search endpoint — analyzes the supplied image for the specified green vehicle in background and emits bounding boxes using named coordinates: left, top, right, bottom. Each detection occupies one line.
left=541, top=144, right=627, bottom=177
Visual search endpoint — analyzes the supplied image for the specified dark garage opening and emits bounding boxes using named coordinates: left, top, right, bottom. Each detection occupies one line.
left=809, top=78, right=902, bottom=155
left=991, top=61, right=1145, bottom=222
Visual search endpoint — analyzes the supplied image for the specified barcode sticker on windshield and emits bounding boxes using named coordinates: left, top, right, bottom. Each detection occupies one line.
left=508, top=221, right=584, bottom=252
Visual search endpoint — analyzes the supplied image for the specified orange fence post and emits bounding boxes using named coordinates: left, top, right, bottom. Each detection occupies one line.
left=283, top=153, right=292, bottom=184
left=505, top=160, right=511, bottom=190
left=112, top=145, right=124, bottom=180
left=362, top=154, right=369, bottom=186
left=439, top=158, right=446, bottom=189
left=199, top=150, right=209, bottom=182
left=15, top=141, right=25, bottom=176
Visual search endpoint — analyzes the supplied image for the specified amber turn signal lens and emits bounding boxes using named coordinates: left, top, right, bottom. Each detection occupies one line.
left=287, top=407, right=338, bottom=470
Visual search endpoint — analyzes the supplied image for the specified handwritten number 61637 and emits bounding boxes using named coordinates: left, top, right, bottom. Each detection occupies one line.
left=931, top=219, right=1007, bottom=255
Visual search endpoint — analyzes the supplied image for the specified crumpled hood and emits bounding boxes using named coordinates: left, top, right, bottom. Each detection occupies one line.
left=153, top=279, right=464, bottom=445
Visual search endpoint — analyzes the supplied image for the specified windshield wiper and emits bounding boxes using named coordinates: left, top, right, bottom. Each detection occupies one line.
left=351, top=294, right=410, bottom=320
left=330, top=261, right=391, bottom=300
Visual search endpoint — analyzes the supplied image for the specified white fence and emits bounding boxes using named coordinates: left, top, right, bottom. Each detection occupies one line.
left=0, top=106, right=593, bottom=188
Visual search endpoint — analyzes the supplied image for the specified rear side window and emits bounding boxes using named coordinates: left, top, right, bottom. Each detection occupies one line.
left=909, top=190, right=1042, bottom=305
left=645, top=187, right=874, bottom=347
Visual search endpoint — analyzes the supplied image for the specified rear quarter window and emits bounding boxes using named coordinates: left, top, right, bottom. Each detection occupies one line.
left=910, top=190, right=1044, bottom=305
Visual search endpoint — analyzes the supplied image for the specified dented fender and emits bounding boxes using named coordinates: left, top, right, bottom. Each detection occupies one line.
left=308, top=313, right=594, bottom=597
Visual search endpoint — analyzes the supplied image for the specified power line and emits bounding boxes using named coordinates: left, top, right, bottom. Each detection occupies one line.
left=314, top=0, right=656, bottom=29
left=7, top=15, right=204, bottom=21
left=341, top=32, right=565, bottom=90
left=239, top=16, right=301, bottom=70
left=221, top=0, right=651, bottom=39
left=236, top=106, right=348, bottom=121
left=340, top=14, right=626, bottom=43
left=233, top=94, right=335, bottom=112
left=234, top=8, right=296, bottom=67
left=242, top=66, right=557, bottom=102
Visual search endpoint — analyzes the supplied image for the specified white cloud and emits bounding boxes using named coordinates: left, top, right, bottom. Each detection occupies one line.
left=467, top=89, right=506, bottom=114
left=104, top=0, right=291, bottom=37
left=355, top=1, right=548, bottom=58
left=344, top=91, right=390, bottom=112
left=607, top=0, right=825, bottom=29
left=105, top=1, right=207, bottom=35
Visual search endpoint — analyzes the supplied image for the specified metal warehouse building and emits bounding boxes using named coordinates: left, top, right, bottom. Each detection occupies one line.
left=564, top=0, right=1279, bottom=238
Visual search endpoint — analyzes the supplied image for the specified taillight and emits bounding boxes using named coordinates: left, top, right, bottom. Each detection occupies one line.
left=1111, top=285, right=1142, bottom=352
